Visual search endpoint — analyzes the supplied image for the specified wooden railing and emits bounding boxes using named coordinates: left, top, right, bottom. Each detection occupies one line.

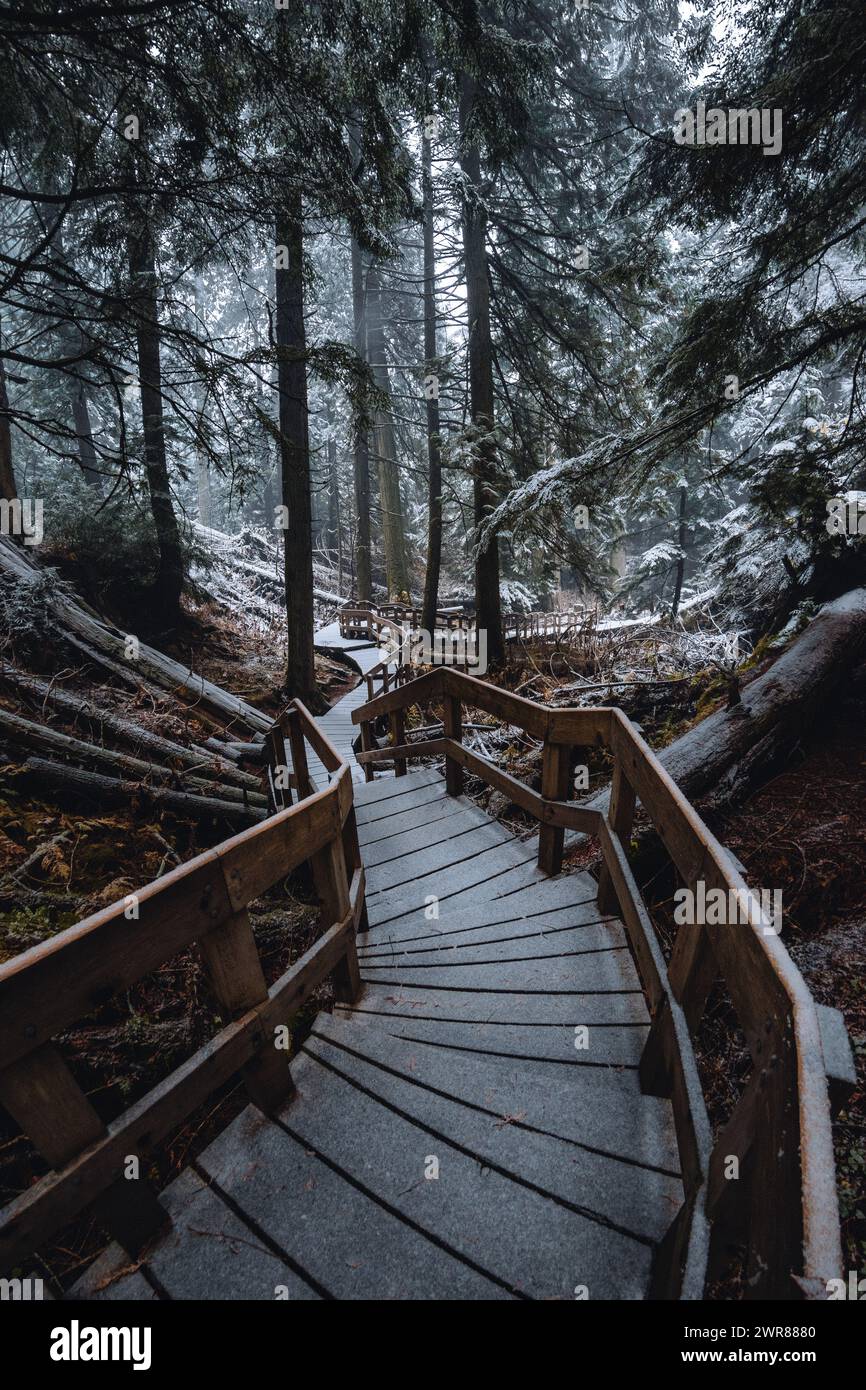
left=0, top=700, right=367, bottom=1275
left=340, top=602, right=472, bottom=637
left=352, top=667, right=850, bottom=1300
left=374, top=602, right=473, bottom=630
left=338, top=601, right=592, bottom=647
left=507, top=607, right=594, bottom=642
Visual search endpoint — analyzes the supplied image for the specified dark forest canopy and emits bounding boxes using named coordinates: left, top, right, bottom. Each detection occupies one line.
left=0, top=0, right=864, bottom=686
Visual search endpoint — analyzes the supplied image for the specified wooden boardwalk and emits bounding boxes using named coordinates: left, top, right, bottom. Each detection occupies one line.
left=308, top=621, right=392, bottom=785
left=72, top=764, right=679, bottom=1301
left=2, top=619, right=844, bottom=1302
left=65, top=624, right=682, bottom=1302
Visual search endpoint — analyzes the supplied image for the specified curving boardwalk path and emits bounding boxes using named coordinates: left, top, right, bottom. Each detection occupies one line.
left=309, top=621, right=394, bottom=784
left=71, top=627, right=680, bottom=1301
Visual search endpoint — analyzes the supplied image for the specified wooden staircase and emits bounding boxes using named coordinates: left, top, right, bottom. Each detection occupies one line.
left=69, top=767, right=676, bottom=1301
left=0, top=634, right=852, bottom=1302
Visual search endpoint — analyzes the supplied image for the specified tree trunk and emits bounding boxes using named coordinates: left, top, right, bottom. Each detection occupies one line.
left=671, top=484, right=687, bottom=618
left=663, top=588, right=866, bottom=805
left=194, top=275, right=211, bottom=528
left=350, top=235, right=373, bottom=602
left=70, top=383, right=103, bottom=492
left=421, top=121, right=444, bottom=635
left=326, top=400, right=340, bottom=565
left=366, top=263, right=411, bottom=599
left=47, top=192, right=103, bottom=493
left=253, top=281, right=277, bottom=524
left=127, top=219, right=184, bottom=629
left=0, top=316, right=16, bottom=503
left=459, top=72, right=504, bottom=666
left=275, top=191, right=319, bottom=705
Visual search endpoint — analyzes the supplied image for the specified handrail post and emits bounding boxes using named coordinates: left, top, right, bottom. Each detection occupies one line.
left=744, top=1033, right=801, bottom=1298
left=359, top=718, right=375, bottom=783
left=266, top=716, right=292, bottom=811
left=597, top=756, right=636, bottom=913
left=199, top=907, right=297, bottom=1111
left=342, top=806, right=369, bottom=932
left=390, top=706, right=407, bottom=776
left=284, top=706, right=313, bottom=798
left=537, top=737, right=570, bottom=875
left=443, top=687, right=463, bottom=796
left=0, top=1045, right=170, bottom=1256
left=310, top=831, right=361, bottom=1004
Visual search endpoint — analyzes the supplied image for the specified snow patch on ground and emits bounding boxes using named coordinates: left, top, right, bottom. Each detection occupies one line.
left=190, top=523, right=347, bottom=637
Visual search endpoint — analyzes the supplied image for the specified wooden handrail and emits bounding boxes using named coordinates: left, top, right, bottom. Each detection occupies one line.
left=350, top=666, right=847, bottom=1300
left=606, top=710, right=844, bottom=1299
left=0, top=698, right=368, bottom=1274
left=339, top=600, right=592, bottom=645
left=340, top=602, right=474, bottom=635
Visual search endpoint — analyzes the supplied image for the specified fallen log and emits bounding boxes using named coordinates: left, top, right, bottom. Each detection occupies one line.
left=0, top=710, right=268, bottom=808
left=13, top=756, right=266, bottom=826
left=61, top=631, right=235, bottom=739
left=660, top=587, right=866, bottom=805
left=0, top=665, right=262, bottom=792
left=569, top=588, right=866, bottom=836
left=0, top=536, right=272, bottom=735
left=203, top=737, right=269, bottom=765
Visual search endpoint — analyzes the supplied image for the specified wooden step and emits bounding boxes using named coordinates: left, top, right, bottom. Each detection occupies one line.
left=279, top=1042, right=660, bottom=1297
left=305, top=1013, right=681, bottom=1240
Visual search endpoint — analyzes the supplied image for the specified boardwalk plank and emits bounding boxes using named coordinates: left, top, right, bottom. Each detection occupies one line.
left=143, top=1168, right=319, bottom=1301
left=365, top=843, right=540, bottom=927
left=69, top=1246, right=159, bottom=1301
left=355, top=766, right=443, bottom=803
left=197, top=1101, right=513, bottom=1299
left=361, top=805, right=494, bottom=866
left=304, top=1024, right=680, bottom=1242
left=317, top=1015, right=678, bottom=1168
left=359, top=917, right=625, bottom=962
left=281, top=1050, right=655, bottom=1298
left=358, top=794, right=484, bottom=845
left=363, top=870, right=598, bottom=937
left=365, top=821, right=517, bottom=895
left=334, top=1014, right=645, bottom=1066
left=337, top=980, right=648, bottom=1025
left=355, top=772, right=447, bottom=822
left=360, top=943, right=640, bottom=994
left=359, top=899, right=612, bottom=953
